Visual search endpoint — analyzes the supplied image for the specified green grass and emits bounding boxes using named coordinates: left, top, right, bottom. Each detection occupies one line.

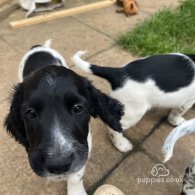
left=118, top=0, right=195, bottom=56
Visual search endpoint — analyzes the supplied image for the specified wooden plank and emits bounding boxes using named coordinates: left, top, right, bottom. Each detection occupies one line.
left=10, top=0, right=116, bottom=29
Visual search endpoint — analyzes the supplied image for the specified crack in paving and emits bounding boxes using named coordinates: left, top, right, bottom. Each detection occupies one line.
left=70, top=16, right=115, bottom=41
left=87, top=114, right=167, bottom=194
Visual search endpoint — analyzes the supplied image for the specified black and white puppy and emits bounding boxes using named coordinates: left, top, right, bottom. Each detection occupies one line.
left=4, top=41, right=124, bottom=195
left=181, top=159, right=195, bottom=195
left=72, top=51, right=195, bottom=153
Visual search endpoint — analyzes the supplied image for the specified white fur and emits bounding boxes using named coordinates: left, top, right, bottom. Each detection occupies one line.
left=162, top=118, right=195, bottom=162
left=72, top=51, right=195, bottom=153
left=52, top=117, right=70, bottom=149
left=108, top=127, right=133, bottom=152
left=18, top=40, right=68, bottom=82
left=67, top=131, right=92, bottom=195
left=71, top=51, right=92, bottom=73
left=44, top=39, right=52, bottom=47
left=46, top=130, right=92, bottom=195
left=67, top=166, right=87, bottom=195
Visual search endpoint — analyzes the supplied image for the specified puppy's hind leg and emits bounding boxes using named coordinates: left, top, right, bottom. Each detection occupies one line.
left=168, top=99, right=195, bottom=126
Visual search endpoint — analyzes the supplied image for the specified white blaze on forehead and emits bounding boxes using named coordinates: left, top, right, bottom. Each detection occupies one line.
left=52, top=117, right=71, bottom=149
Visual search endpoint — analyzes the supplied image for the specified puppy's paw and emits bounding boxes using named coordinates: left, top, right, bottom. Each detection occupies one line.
left=168, top=116, right=186, bottom=126
left=112, top=136, right=133, bottom=152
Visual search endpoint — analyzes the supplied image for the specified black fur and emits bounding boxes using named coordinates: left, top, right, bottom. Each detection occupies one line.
left=86, top=82, right=124, bottom=131
left=5, top=85, right=29, bottom=148
left=186, top=54, right=195, bottom=63
left=31, top=45, right=42, bottom=49
left=90, top=54, right=195, bottom=92
left=23, top=51, right=63, bottom=79
left=90, top=65, right=126, bottom=90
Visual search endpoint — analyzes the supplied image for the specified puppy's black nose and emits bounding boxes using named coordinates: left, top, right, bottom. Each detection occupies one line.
left=43, top=153, right=73, bottom=174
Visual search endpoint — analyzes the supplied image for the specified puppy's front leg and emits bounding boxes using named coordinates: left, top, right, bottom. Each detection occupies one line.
left=108, top=102, right=148, bottom=153
left=67, top=166, right=87, bottom=195
left=108, top=127, right=133, bottom=152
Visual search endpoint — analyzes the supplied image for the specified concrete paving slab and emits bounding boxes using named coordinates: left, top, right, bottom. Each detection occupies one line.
left=0, top=10, right=113, bottom=66
left=104, top=152, right=182, bottom=195
left=143, top=108, right=195, bottom=176
left=85, top=118, right=125, bottom=190
left=81, top=46, right=135, bottom=67
left=0, top=39, right=21, bottom=102
left=72, top=5, right=149, bottom=38
left=0, top=0, right=18, bottom=22
left=125, top=109, right=169, bottom=142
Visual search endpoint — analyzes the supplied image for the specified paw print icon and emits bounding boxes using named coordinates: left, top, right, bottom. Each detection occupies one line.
left=151, top=164, right=170, bottom=177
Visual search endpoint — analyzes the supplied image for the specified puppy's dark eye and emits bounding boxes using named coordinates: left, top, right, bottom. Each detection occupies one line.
left=72, top=104, right=83, bottom=114
left=25, top=108, right=37, bottom=119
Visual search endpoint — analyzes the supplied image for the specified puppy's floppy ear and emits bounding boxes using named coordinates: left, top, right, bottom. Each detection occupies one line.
left=86, top=82, right=124, bottom=132
left=4, top=84, right=29, bottom=148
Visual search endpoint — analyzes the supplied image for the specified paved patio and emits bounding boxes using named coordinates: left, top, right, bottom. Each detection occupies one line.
left=1, top=0, right=195, bottom=194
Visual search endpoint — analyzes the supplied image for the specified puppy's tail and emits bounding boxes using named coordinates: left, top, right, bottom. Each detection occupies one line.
left=72, top=51, right=125, bottom=89
left=44, top=39, right=52, bottom=47
left=162, top=118, right=195, bottom=163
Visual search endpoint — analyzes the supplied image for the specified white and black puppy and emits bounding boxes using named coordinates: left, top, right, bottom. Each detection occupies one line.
left=4, top=41, right=124, bottom=195
left=181, top=159, right=195, bottom=195
left=72, top=51, right=195, bottom=153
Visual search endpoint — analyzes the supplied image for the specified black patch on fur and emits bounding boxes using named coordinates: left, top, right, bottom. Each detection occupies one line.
left=90, top=54, right=195, bottom=92
left=23, top=51, right=63, bottom=79
left=124, top=54, right=195, bottom=92
left=90, top=65, right=126, bottom=90
left=86, top=82, right=124, bottom=132
left=31, top=45, right=42, bottom=49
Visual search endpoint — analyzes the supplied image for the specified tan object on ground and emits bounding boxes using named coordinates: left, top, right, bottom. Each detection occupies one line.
left=10, top=0, right=116, bottom=29
left=93, top=184, right=125, bottom=195
left=116, top=0, right=138, bottom=16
